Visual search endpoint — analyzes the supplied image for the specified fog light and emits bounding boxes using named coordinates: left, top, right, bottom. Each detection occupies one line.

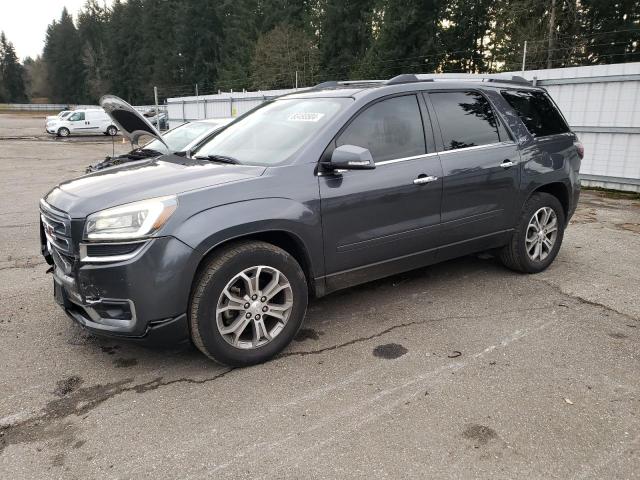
left=91, top=300, right=133, bottom=321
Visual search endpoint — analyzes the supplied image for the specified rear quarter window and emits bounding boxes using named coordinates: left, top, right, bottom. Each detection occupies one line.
left=429, top=91, right=503, bottom=151
left=501, top=90, right=569, bottom=138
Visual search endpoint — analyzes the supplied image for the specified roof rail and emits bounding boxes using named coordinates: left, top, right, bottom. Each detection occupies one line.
left=312, top=74, right=531, bottom=91
left=311, top=79, right=385, bottom=90
left=408, top=73, right=531, bottom=85
left=386, top=74, right=423, bottom=85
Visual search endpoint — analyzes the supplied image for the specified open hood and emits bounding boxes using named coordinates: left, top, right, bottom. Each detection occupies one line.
left=100, top=94, right=168, bottom=149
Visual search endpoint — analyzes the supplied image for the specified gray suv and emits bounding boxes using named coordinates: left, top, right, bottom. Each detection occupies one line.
left=40, top=74, right=582, bottom=366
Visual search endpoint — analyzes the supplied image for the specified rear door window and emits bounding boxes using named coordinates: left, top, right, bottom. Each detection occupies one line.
left=337, top=95, right=426, bottom=162
left=501, top=90, right=569, bottom=138
left=429, top=91, right=501, bottom=150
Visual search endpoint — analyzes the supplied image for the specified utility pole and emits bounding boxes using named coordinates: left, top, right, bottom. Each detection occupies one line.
left=521, top=41, right=528, bottom=74
left=153, top=86, right=159, bottom=130
left=295, top=71, right=299, bottom=90
left=547, top=0, right=556, bottom=69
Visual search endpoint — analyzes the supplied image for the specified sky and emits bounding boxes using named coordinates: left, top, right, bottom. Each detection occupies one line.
left=0, top=0, right=114, bottom=61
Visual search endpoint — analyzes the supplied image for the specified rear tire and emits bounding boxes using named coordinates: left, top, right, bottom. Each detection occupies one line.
left=499, top=192, right=565, bottom=273
left=189, top=241, right=308, bottom=366
left=106, top=125, right=118, bottom=136
left=57, top=127, right=70, bottom=137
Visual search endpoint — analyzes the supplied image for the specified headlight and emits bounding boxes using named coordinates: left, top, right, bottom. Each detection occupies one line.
left=85, top=195, right=177, bottom=240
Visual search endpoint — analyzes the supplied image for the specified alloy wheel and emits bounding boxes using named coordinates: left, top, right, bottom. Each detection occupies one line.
left=525, top=207, right=558, bottom=261
left=216, top=265, right=293, bottom=349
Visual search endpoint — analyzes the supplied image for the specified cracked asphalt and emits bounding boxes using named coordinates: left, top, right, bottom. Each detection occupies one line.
left=1, top=115, right=639, bottom=479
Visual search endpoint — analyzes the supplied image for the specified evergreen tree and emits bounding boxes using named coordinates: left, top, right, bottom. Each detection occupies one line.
left=23, top=56, right=49, bottom=101
left=0, top=32, right=28, bottom=102
left=439, top=0, right=495, bottom=73
left=174, top=0, right=223, bottom=91
left=491, top=0, right=549, bottom=72
left=43, top=8, right=88, bottom=103
left=258, top=0, right=313, bottom=33
left=19, top=0, right=640, bottom=103
left=251, top=24, right=319, bottom=89
left=78, top=0, right=110, bottom=101
left=581, top=0, right=640, bottom=64
left=318, top=0, right=376, bottom=80
left=359, top=0, right=443, bottom=78
left=217, top=0, right=260, bottom=90
left=105, top=0, right=146, bottom=103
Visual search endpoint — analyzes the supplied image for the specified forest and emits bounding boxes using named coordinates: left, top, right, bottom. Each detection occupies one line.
left=0, top=0, right=638, bottom=104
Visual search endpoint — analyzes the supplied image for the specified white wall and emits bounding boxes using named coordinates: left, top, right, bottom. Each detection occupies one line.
left=166, top=89, right=297, bottom=125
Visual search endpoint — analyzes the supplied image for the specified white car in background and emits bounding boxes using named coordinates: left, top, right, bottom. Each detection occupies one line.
left=44, top=110, right=73, bottom=130
left=86, top=114, right=233, bottom=172
left=46, top=109, right=119, bottom=137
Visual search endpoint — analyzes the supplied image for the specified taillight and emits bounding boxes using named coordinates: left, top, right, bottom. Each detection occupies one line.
left=574, top=141, right=584, bottom=159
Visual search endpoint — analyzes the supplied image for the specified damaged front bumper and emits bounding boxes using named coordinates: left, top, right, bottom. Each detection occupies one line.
left=54, top=276, right=188, bottom=344
left=41, top=201, right=194, bottom=344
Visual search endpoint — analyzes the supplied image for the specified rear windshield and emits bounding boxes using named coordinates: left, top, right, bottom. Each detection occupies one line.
left=194, top=98, right=351, bottom=166
left=501, top=90, right=569, bottom=138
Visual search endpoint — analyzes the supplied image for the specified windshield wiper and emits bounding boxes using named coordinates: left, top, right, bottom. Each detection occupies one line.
left=194, top=154, right=242, bottom=165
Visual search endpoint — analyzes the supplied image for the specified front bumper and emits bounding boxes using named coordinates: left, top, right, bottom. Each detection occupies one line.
left=41, top=200, right=196, bottom=343
left=48, top=235, right=195, bottom=341
left=55, top=278, right=189, bottom=344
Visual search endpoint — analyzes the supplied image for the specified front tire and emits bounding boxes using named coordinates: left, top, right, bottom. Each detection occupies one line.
left=499, top=192, right=565, bottom=273
left=189, top=241, right=308, bottom=366
left=57, top=127, right=70, bottom=137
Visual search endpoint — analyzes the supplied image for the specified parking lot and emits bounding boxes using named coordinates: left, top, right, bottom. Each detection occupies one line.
left=0, top=113, right=639, bottom=479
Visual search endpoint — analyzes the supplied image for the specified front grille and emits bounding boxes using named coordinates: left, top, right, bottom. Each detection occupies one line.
left=40, top=201, right=74, bottom=275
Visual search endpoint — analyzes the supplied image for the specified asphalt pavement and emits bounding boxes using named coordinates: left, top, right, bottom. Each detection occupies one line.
left=0, top=114, right=638, bottom=479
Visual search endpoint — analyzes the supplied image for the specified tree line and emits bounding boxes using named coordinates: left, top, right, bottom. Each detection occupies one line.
left=2, top=0, right=639, bottom=104
left=0, top=32, right=27, bottom=102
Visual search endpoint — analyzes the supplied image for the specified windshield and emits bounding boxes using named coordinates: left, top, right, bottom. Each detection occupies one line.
left=193, top=98, right=351, bottom=165
left=144, top=121, right=223, bottom=154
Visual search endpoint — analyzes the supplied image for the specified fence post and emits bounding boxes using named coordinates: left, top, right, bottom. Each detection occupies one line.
left=195, top=83, right=199, bottom=119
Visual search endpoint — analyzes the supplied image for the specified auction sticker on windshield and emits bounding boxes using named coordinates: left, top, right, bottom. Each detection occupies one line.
left=287, top=112, right=325, bottom=122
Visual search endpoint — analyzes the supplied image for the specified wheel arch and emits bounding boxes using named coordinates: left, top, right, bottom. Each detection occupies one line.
left=530, top=181, right=570, bottom=220
left=191, top=229, right=317, bottom=298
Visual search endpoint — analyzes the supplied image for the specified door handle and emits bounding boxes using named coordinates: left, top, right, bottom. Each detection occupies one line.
left=500, top=160, right=515, bottom=168
left=413, top=175, right=438, bottom=185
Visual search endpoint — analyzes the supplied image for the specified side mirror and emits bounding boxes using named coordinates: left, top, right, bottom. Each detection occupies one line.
left=327, top=145, right=375, bottom=170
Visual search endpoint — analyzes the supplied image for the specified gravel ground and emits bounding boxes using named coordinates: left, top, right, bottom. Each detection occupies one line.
left=0, top=115, right=639, bottom=479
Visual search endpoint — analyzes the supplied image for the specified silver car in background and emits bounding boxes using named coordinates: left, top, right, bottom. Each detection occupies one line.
left=86, top=117, right=233, bottom=172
